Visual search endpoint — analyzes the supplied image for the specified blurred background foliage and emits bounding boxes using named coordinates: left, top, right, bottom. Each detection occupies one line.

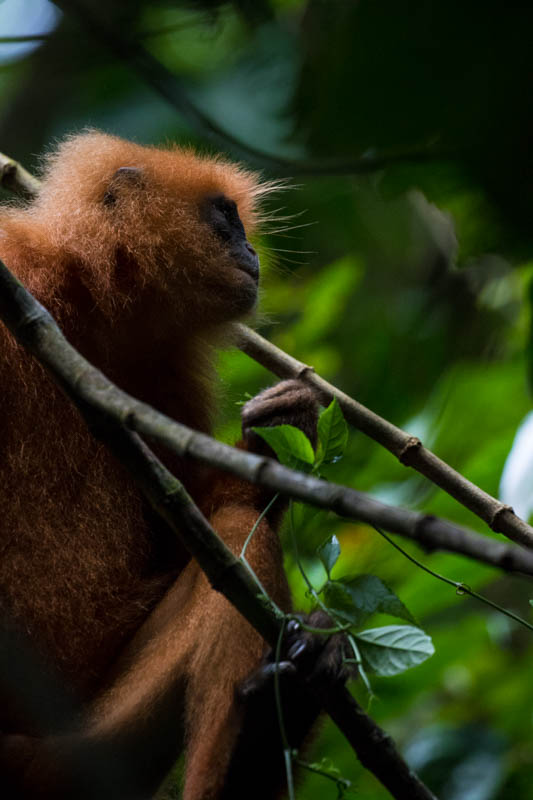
left=2, top=1, right=533, bottom=797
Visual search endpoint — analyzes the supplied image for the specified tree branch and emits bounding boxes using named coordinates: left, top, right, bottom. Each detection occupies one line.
left=237, top=325, right=533, bottom=550
left=2, top=250, right=531, bottom=574
left=0, top=157, right=532, bottom=564
left=0, top=256, right=436, bottom=799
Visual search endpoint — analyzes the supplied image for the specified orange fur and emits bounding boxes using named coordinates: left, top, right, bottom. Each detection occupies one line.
left=0, top=132, right=316, bottom=799
left=0, top=132, right=262, bottom=692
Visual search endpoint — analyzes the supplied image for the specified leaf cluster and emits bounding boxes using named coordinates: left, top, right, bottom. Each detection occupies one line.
left=253, top=401, right=435, bottom=684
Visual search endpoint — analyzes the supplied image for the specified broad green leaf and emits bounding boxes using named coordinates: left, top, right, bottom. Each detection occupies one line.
left=323, top=581, right=367, bottom=627
left=339, top=575, right=417, bottom=625
left=317, top=398, right=349, bottom=464
left=251, top=424, right=315, bottom=470
left=355, top=625, right=435, bottom=676
left=317, top=535, right=341, bottom=576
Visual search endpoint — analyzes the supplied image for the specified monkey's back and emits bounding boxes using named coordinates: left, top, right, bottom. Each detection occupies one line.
left=0, top=327, right=175, bottom=706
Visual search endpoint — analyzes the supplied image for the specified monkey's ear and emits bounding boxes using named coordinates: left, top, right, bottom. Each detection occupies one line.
left=103, top=166, right=144, bottom=206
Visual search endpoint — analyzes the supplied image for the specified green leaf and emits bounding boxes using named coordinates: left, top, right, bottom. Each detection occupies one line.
left=317, top=398, right=348, bottom=464
left=323, top=581, right=367, bottom=627
left=251, top=424, right=315, bottom=470
left=354, top=625, right=435, bottom=676
left=317, top=535, right=341, bottom=576
left=339, top=575, right=417, bottom=625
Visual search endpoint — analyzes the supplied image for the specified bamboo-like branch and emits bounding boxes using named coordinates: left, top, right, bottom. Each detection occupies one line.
left=0, top=132, right=527, bottom=574
left=1, top=157, right=532, bottom=573
left=1, top=155, right=532, bottom=562
left=8, top=250, right=533, bottom=574
left=237, top=325, right=533, bottom=550
left=2, top=252, right=531, bottom=572
left=0, top=257, right=436, bottom=800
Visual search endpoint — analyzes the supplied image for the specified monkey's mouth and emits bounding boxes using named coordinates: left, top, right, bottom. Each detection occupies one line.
left=230, top=243, right=260, bottom=282
left=235, top=262, right=259, bottom=282
left=228, top=264, right=259, bottom=313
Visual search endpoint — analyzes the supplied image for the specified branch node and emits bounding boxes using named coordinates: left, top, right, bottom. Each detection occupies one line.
left=251, top=456, right=270, bottom=484
left=124, top=410, right=137, bottom=429
left=489, top=503, right=515, bottom=532
left=1, top=161, right=16, bottom=181
left=397, top=436, right=422, bottom=464
left=330, top=487, right=347, bottom=515
left=177, top=429, right=196, bottom=457
left=413, top=514, right=439, bottom=552
left=295, top=363, right=315, bottom=379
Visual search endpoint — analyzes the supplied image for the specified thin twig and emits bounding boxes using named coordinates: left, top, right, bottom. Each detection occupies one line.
left=372, top=525, right=533, bottom=633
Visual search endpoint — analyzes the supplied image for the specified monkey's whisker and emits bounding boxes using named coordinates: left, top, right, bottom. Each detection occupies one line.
left=268, top=247, right=316, bottom=255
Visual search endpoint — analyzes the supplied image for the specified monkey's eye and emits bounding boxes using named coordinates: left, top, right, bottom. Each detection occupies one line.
left=201, top=193, right=246, bottom=243
left=210, top=195, right=239, bottom=225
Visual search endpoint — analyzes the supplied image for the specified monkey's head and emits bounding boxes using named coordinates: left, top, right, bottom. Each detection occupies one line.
left=29, top=131, right=268, bottom=332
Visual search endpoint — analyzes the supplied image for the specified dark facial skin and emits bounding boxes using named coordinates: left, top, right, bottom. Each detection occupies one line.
left=201, top=193, right=259, bottom=281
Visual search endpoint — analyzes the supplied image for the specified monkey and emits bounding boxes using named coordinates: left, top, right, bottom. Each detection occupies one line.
left=0, top=132, right=348, bottom=799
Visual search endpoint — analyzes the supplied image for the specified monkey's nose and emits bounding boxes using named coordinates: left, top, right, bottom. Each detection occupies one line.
left=233, top=241, right=260, bottom=280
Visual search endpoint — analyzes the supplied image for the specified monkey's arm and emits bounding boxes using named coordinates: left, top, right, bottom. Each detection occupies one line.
left=165, top=380, right=325, bottom=800
left=76, top=508, right=333, bottom=800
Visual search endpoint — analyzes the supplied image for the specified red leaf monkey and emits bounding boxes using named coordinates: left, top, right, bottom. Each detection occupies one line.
left=0, top=133, right=344, bottom=799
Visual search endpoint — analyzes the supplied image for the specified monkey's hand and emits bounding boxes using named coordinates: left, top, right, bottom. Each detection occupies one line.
left=239, top=610, right=355, bottom=699
left=232, top=610, right=355, bottom=768
left=241, top=379, right=319, bottom=458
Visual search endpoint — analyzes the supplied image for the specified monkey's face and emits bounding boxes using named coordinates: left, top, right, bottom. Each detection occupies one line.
left=99, top=161, right=261, bottom=327
left=198, top=192, right=260, bottom=319
left=34, top=133, right=264, bottom=330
